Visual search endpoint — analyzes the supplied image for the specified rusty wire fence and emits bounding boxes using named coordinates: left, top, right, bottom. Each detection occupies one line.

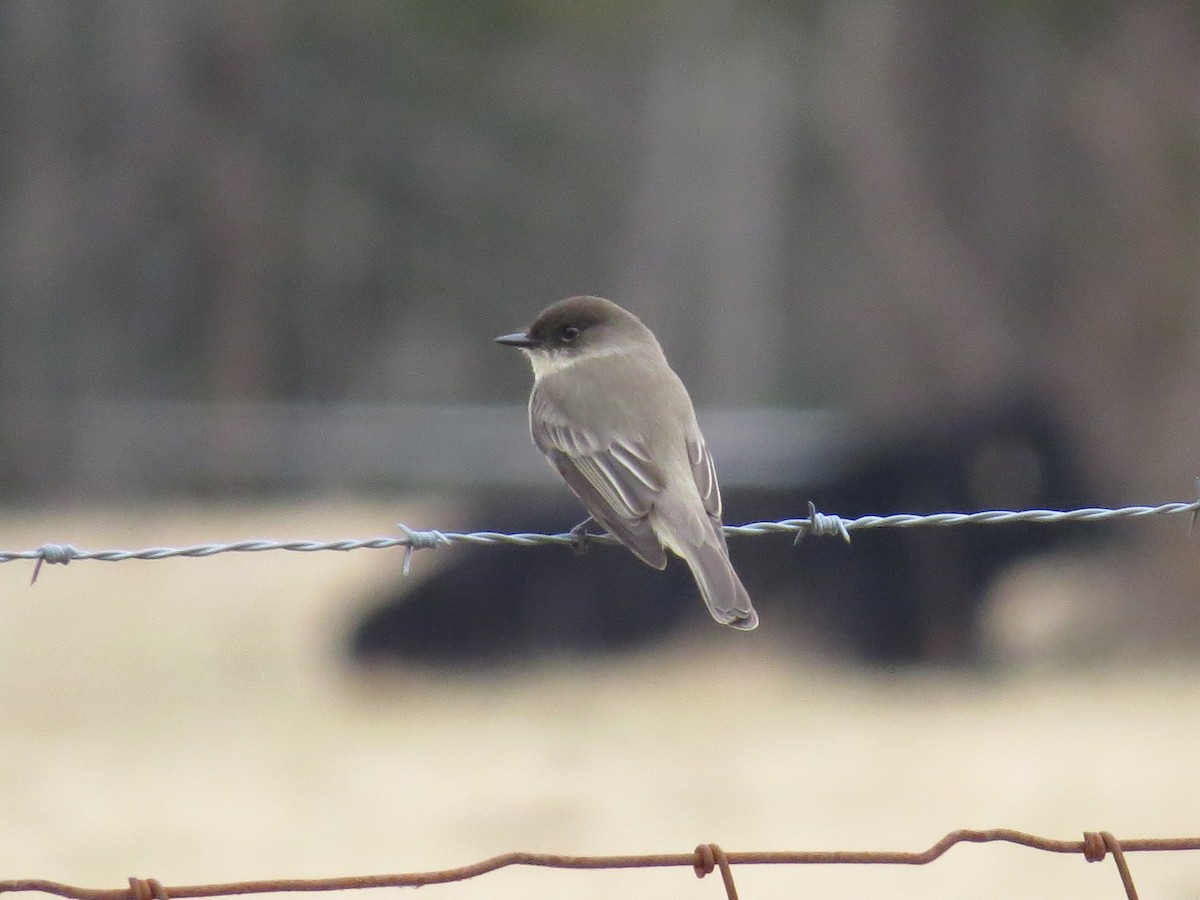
left=4, top=831, right=1200, bottom=900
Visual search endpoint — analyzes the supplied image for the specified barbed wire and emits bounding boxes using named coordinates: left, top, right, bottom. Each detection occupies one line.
left=3, top=497, right=1199, bottom=583
left=3, top=830, right=1197, bottom=900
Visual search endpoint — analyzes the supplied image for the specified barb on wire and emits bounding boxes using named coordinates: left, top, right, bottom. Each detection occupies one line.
left=2, top=830, right=1196, bottom=900
left=3, top=497, right=1199, bottom=582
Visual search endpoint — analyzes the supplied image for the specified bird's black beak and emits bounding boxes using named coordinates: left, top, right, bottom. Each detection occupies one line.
left=494, top=330, right=539, bottom=348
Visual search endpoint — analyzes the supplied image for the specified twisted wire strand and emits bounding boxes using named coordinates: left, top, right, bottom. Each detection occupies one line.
left=1, top=830, right=1193, bottom=900
left=3, top=498, right=1198, bottom=583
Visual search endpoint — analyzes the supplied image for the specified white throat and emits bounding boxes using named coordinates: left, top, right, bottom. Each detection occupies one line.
left=527, top=344, right=630, bottom=382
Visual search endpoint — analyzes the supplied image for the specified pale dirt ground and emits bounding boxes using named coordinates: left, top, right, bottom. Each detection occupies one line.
left=1, top=500, right=1198, bottom=900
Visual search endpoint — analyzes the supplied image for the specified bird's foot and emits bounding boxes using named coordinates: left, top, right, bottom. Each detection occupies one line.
left=568, top=517, right=599, bottom=556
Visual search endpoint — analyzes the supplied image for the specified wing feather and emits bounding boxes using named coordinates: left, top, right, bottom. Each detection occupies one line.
left=686, top=437, right=722, bottom=519
left=531, top=389, right=668, bottom=568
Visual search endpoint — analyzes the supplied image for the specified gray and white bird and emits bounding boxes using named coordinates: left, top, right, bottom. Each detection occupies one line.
left=496, top=295, right=758, bottom=630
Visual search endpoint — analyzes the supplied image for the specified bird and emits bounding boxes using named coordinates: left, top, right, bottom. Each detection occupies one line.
left=495, top=295, right=758, bottom=630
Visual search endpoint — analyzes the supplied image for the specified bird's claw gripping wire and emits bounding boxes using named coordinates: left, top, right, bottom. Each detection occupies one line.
left=568, top=517, right=600, bottom=556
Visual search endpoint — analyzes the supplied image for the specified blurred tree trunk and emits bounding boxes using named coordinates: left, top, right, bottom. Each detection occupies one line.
left=199, top=3, right=283, bottom=490
left=815, top=0, right=1018, bottom=419
left=0, top=1, right=81, bottom=495
left=1052, top=2, right=1200, bottom=500
left=1052, top=2, right=1200, bottom=647
left=616, top=1, right=794, bottom=405
left=813, top=0, right=1200, bottom=648
left=203, top=3, right=280, bottom=404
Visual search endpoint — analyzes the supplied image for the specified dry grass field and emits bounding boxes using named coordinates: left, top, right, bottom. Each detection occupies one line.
left=1, top=500, right=1198, bottom=900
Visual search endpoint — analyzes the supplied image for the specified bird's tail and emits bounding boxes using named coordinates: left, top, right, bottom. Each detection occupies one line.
left=680, top=539, right=759, bottom=631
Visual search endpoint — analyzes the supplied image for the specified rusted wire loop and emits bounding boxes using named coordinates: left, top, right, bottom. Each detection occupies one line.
left=1101, top=833, right=1139, bottom=900
left=1080, top=833, right=1140, bottom=900
left=692, top=844, right=739, bottom=900
left=126, top=880, right=168, bottom=900
left=1082, top=831, right=1107, bottom=862
left=693, top=843, right=716, bottom=877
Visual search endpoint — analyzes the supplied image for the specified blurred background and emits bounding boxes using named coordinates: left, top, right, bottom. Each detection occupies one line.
left=2, top=2, right=1200, bottom=898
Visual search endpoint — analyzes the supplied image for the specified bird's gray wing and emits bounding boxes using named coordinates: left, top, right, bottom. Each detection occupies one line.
left=686, top=437, right=721, bottom=519
left=686, top=436, right=728, bottom=547
left=531, top=392, right=668, bottom=569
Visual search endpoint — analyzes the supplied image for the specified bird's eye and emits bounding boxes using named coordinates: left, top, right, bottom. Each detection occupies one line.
left=560, top=325, right=580, bottom=343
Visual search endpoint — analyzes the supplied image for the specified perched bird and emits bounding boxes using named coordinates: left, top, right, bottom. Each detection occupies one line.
left=495, top=295, right=758, bottom=630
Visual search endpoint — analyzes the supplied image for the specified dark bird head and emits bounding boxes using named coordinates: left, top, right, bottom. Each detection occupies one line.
left=495, top=296, right=658, bottom=374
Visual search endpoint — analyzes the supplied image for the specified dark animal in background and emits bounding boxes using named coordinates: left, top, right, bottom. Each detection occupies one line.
left=348, top=397, right=1103, bottom=668
left=774, top=399, right=1101, bottom=664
